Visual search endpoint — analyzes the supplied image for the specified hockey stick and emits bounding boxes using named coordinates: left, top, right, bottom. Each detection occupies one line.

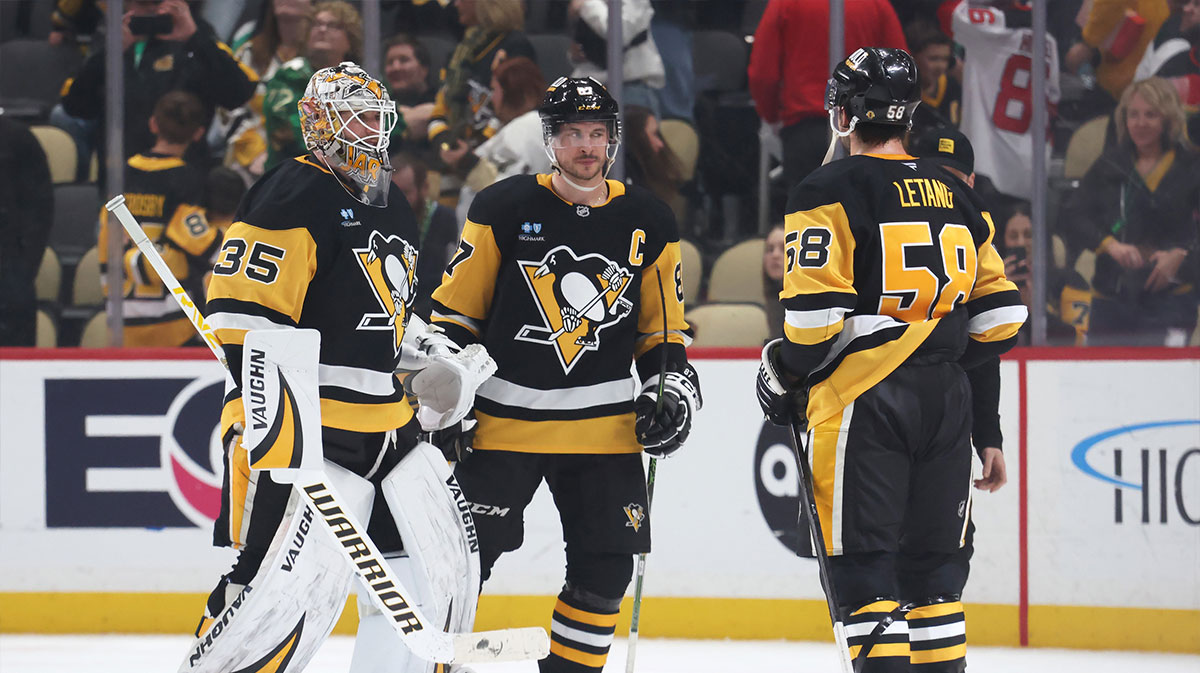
left=105, top=195, right=549, bottom=665
left=787, top=417, right=855, bottom=673
left=625, top=266, right=669, bottom=672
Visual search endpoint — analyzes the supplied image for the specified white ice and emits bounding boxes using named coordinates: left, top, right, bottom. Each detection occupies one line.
left=2, top=635, right=1198, bottom=672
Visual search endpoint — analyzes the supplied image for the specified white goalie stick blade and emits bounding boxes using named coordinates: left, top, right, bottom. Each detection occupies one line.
left=296, top=470, right=549, bottom=664
left=179, top=490, right=359, bottom=673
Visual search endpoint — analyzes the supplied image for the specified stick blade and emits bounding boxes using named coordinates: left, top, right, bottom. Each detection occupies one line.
left=451, top=627, right=549, bottom=663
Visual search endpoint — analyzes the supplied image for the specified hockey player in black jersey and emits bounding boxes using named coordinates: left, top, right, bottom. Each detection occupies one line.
left=431, top=77, right=702, bottom=673
left=756, top=48, right=1026, bottom=672
left=195, top=63, right=492, bottom=673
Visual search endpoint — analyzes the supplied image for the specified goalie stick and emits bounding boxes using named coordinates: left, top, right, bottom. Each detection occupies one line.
left=105, top=195, right=549, bottom=665
left=788, top=417, right=855, bottom=673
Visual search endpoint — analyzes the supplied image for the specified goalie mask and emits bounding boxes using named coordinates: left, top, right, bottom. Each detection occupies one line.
left=299, top=62, right=398, bottom=207
left=825, top=47, right=920, bottom=138
left=538, top=76, right=621, bottom=188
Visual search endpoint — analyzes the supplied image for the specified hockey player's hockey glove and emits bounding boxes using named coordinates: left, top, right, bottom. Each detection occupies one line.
left=431, top=411, right=476, bottom=463
left=757, top=338, right=808, bottom=428
left=635, top=365, right=703, bottom=458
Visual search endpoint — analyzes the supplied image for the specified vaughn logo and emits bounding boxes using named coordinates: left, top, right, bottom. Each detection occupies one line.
left=281, top=506, right=315, bottom=571
left=1071, top=420, right=1200, bottom=525
left=247, top=348, right=269, bottom=430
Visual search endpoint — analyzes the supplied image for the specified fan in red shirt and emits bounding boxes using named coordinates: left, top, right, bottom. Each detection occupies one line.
left=748, top=0, right=908, bottom=189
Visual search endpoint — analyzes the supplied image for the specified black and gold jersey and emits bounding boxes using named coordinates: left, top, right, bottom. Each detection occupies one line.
left=206, top=155, right=421, bottom=438
left=780, top=153, right=1026, bottom=429
left=98, top=153, right=219, bottom=347
left=431, top=174, right=690, bottom=454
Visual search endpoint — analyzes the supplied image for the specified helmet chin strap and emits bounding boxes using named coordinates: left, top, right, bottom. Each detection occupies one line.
left=829, top=109, right=858, bottom=138
left=556, top=170, right=606, bottom=193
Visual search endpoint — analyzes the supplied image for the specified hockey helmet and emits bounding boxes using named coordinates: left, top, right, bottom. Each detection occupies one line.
left=299, top=62, right=398, bottom=207
left=825, top=47, right=921, bottom=137
left=538, top=76, right=622, bottom=179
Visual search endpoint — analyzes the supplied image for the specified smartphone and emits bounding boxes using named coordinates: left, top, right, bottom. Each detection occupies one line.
left=1005, top=246, right=1028, bottom=284
left=129, top=14, right=173, bottom=37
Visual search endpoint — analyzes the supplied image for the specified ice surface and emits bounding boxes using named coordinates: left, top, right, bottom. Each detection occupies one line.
left=1, top=635, right=1197, bottom=672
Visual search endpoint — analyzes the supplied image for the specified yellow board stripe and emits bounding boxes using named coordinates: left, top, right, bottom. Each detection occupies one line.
left=909, top=642, right=967, bottom=663
left=1, top=595, right=1197, bottom=654
left=550, top=640, right=609, bottom=667
left=554, top=600, right=619, bottom=629
left=908, top=601, right=964, bottom=620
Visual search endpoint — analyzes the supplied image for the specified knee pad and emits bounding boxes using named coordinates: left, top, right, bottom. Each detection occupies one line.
left=563, top=550, right=634, bottom=603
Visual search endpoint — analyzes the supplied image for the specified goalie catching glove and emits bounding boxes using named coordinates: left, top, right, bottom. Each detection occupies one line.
left=399, top=316, right=497, bottom=432
left=635, top=364, right=702, bottom=458
left=756, top=338, right=808, bottom=428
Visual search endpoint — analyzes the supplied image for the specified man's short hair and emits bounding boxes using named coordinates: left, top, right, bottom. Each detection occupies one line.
left=152, top=90, right=206, bottom=145
left=904, top=19, right=952, bottom=56
left=383, top=33, right=430, bottom=71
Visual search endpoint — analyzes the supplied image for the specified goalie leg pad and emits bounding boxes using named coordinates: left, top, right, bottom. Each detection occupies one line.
left=180, top=462, right=376, bottom=673
left=350, top=441, right=481, bottom=673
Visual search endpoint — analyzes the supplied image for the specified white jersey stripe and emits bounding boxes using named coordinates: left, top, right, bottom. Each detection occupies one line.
left=207, top=312, right=292, bottom=332
left=318, top=364, right=398, bottom=397
left=786, top=306, right=851, bottom=330
left=478, top=375, right=636, bottom=411
left=968, top=305, right=1028, bottom=335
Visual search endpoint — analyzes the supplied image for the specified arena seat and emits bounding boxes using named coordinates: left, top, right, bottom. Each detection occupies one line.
left=707, top=238, right=765, bottom=304
left=686, top=303, right=768, bottom=348
left=31, top=125, right=77, bottom=184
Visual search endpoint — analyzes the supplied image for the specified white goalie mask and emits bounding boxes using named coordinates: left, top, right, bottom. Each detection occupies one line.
left=299, top=62, right=399, bottom=207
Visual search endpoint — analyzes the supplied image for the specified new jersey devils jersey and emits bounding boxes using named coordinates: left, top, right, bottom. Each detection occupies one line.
left=206, top=155, right=421, bottom=438
left=431, top=174, right=690, bottom=454
left=953, top=1, right=1060, bottom=199
left=780, top=154, right=1026, bottom=429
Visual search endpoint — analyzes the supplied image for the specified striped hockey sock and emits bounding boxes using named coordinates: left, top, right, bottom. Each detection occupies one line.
left=907, top=599, right=967, bottom=672
left=542, top=592, right=619, bottom=672
left=844, top=599, right=910, bottom=673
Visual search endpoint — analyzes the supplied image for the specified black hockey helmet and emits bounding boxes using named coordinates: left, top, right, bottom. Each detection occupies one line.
left=825, top=47, right=921, bottom=133
left=538, top=76, right=622, bottom=174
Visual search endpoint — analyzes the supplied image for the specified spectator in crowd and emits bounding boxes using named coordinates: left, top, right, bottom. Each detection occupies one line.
left=99, top=91, right=220, bottom=348
left=262, top=0, right=365, bottom=170
left=748, top=0, right=907, bottom=190
left=388, top=151, right=459, bottom=319
left=623, top=104, right=686, bottom=219
left=1063, top=77, right=1200, bottom=345
left=428, top=0, right=534, bottom=170
left=60, top=0, right=257, bottom=169
left=1135, top=0, right=1197, bottom=80
left=214, top=0, right=313, bottom=182
left=762, top=223, right=785, bottom=342
left=905, top=18, right=961, bottom=136
left=454, top=56, right=550, bottom=224
left=1154, top=0, right=1200, bottom=139
left=998, top=202, right=1094, bottom=345
left=909, top=125, right=1008, bottom=216
left=48, top=0, right=104, bottom=45
left=383, top=33, right=438, bottom=149
left=649, top=0, right=696, bottom=122
left=568, top=0, right=666, bottom=116
left=0, top=115, right=54, bottom=347
left=204, top=166, right=247, bottom=236
left=952, top=0, right=1060, bottom=202
left=1081, top=0, right=1171, bottom=102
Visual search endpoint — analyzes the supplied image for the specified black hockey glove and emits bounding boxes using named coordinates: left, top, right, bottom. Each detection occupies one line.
left=430, top=410, right=476, bottom=463
left=635, top=364, right=703, bottom=458
left=756, top=338, right=809, bottom=429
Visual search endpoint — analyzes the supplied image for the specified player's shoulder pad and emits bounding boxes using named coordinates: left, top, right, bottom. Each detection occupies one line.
left=785, top=158, right=859, bottom=215
left=619, top=182, right=680, bottom=242
left=467, top=173, right=539, bottom=231
left=236, top=159, right=330, bottom=232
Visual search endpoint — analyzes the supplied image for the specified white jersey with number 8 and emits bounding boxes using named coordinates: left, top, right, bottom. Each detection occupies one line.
left=953, top=2, right=1060, bottom=200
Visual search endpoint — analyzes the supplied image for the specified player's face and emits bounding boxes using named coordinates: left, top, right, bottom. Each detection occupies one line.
left=340, top=108, right=383, bottom=141
left=764, top=226, right=786, bottom=282
left=915, top=44, right=951, bottom=85
left=385, top=44, right=426, bottom=94
left=552, top=121, right=610, bottom=183
left=1124, top=92, right=1165, bottom=156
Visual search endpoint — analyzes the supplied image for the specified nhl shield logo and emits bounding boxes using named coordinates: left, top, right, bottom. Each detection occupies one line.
left=624, top=503, right=645, bottom=532
left=353, top=230, right=417, bottom=355
left=576, top=205, right=590, bottom=218
left=515, top=245, right=634, bottom=374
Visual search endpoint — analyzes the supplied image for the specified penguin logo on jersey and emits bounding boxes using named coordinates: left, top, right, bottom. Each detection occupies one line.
left=353, top=230, right=417, bottom=355
left=624, top=503, right=645, bottom=532
left=515, top=245, right=634, bottom=374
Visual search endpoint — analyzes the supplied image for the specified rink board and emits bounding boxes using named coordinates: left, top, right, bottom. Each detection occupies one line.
left=0, top=347, right=1197, bottom=653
